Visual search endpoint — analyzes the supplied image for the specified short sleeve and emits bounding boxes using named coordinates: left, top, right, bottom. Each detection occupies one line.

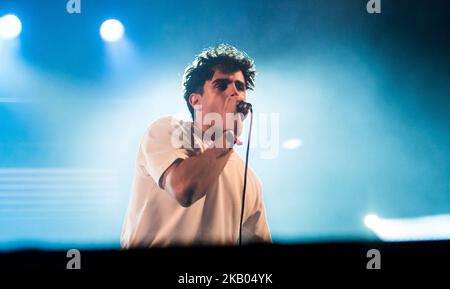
left=140, top=116, right=191, bottom=187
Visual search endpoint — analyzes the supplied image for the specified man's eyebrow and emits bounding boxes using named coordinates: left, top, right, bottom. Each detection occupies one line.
left=212, top=78, right=231, bottom=84
left=212, top=78, right=246, bottom=87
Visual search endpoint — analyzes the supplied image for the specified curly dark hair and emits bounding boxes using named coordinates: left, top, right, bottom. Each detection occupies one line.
left=182, top=44, right=256, bottom=120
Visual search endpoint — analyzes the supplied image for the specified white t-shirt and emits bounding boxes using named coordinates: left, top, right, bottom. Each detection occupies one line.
left=121, top=116, right=271, bottom=248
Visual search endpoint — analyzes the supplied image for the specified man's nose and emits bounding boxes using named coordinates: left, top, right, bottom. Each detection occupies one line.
left=227, top=83, right=244, bottom=101
left=227, top=83, right=239, bottom=96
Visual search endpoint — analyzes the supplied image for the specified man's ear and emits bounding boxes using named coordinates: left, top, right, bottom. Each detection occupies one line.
left=189, top=93, right=202, bottom=108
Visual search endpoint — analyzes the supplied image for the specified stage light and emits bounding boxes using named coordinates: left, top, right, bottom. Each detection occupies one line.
left=100, top=19, right=124, bottom=42
left=364, top=213, right=450, bottom=241
left=364, top=214, right=379, bottom=229
left=0, top=14, right=22, bottom=39
left=282, top=138, right=302, bottom=150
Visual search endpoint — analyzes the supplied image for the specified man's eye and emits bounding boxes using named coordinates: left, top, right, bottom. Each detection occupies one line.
left=216, top=82, right=227, bottom=91
left=236, top=82, right=245, bottom=91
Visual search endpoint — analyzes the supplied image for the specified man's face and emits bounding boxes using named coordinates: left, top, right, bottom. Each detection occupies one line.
left=190, top=69, right=247, bottom=134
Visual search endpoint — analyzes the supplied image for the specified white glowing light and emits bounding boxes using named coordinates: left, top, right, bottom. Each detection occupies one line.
left=0, top=14, right=22, bottom=39
left=282, top=138, right=303, bottom=150
left=364, top=213, right=450, bottom=241
left=100, top=19, right=124, bottom=42
left=364, top=214, right=380, bottom=229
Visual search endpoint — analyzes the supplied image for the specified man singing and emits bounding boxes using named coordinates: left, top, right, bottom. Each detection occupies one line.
left=121, top=44, right=271, bottom=247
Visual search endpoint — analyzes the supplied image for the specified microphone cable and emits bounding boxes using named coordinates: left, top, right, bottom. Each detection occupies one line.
left=238, top=103, right=253, bottom=246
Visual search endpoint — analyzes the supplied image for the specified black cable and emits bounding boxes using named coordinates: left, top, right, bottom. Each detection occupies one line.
left=238, top=107, right=253, bottom=246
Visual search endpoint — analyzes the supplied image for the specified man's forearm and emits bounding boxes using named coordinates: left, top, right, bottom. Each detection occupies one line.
left=167, top=147, right=232, bottom=206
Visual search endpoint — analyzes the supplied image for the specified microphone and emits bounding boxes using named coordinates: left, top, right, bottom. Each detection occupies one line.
left=236, top=101, right=252, bottom=116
